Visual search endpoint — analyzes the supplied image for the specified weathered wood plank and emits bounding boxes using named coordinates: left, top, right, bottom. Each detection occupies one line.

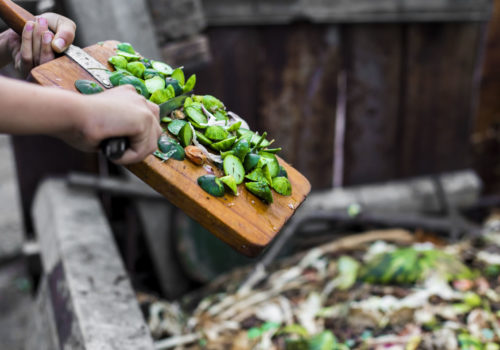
left=342, top=24, right=403, bottom=186
left=258, top=23, right=340, bottom=189
left=400, top=23, right=484, bottom=177
left=32, top=179, right=155, bottom=349
left=202, top=0, right=493, bottom=25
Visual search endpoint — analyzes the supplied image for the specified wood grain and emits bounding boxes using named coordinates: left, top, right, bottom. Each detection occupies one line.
left=30, top=41, right=311, bottom=257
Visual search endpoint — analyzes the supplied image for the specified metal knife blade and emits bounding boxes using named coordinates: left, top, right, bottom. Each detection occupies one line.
left=65, top=45, right=113, bottom=88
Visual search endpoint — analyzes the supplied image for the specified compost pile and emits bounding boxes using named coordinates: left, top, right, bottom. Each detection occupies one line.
left=138, top=212, right=500, bottom=350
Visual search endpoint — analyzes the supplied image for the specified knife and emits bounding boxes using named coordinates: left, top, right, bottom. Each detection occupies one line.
left=0, top=0, right=130, bottom=160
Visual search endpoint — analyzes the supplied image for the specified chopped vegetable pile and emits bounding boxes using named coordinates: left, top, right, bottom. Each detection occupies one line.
left=76, top=41, right=292, bottom=204
left=137, top=212, right=500, bottom=350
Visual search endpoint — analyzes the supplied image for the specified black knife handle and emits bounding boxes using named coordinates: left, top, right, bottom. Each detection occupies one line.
left=100, top=137, right=129, bottom=161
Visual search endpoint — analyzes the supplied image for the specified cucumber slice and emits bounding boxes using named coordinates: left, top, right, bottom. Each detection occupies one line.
left=75, top=80, right=103, bottom=95
left=202, top=95, right=224, bottom=112
left=231, top=139, right=250, bottom=161
left=108, top=55, right=128, bottom=69
left=272, top=177, right=292, bottom=196
left=157, top=135, right=185, bottom=161
left=198, top=175, right=225, bottom=197
left=109, top=70, right=131, bottom=86
left=214, top=110, right=228, bottom=121
left=167, top=120, right=187, bottom=136
left=243, top=153, right=260, bottom=172
left=277, top=165, right=288, bottom=178
left=220, top=175, right=238, bottom=196
left=151, top=61, right=173, bottom=75
left=227, top=121, right=242, bottom=133
left=245, top=182, right=273, bottom=204
left=258, top=152, right=280, bottom=178
left=116, top=50, right=141, bottom=61
left=165, top=78, right=183, bottom=96
left=195, top=131, right=212, bottom=146
left=211, top=136, right=236, bottom=152
left=126, top=62, right=146, bottom=78
left=185, top=105, right=207, bottom=125
left=178, top=122, right=193, bottom=147
left=205, top=126, right=228, bottom=141
left=150, top=89, right=172, bottom=104
left=117, top=42, right=135, bottom=54
left=245, top=167, right=268, bottom=184
left=145, top=76, right=165, bottom=94
left=119, top=76, right=149, bottom=98
left=223, top=155, right=245, bottom=185
left=144, top=68, right=162, bottom=80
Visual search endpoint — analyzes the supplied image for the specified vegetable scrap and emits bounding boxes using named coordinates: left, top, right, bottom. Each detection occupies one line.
left=137, top=212, right=500, bottom=350
left=85, top=42, right=291, bottom=204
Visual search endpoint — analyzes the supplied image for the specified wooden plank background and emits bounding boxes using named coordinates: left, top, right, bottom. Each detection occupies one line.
left=190, top=20, right=485, bottom=190
left=201, top=0, right=492, bottom=25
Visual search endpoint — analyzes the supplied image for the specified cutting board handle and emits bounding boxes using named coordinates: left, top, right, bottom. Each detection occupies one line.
left=0, top=0, right=36, bottom=35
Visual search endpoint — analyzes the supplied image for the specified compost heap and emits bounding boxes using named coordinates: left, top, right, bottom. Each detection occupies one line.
left=138, top=213, right=500, bottom=350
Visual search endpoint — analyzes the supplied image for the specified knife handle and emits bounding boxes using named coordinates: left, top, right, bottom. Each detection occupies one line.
left=0, top=0, right=36, bottom=35
left=100, top=137, right=130, bottom=161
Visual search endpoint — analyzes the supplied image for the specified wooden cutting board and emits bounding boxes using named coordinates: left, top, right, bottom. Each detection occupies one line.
left=31, top=41, right=311, bottom=257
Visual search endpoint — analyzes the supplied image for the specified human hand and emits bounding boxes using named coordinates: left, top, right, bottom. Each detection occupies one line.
left=61, top=85, right=162, bottom=165
left=6, top=12, right=75, bottom=77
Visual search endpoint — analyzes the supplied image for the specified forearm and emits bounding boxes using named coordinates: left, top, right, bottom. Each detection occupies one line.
left=0, top=76, right=84, bottom=135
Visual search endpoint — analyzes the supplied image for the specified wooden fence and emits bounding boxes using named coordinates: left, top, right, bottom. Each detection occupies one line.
left=160, top=0, right=493, bottom=190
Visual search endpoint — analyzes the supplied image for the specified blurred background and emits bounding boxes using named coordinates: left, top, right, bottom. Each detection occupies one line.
left=1, top=0, right=500, bottom=348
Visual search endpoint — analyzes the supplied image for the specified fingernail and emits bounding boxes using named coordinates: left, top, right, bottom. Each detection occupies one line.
left=43, top=32, right=52, bottom=44
left=25, top=22, right=34, bottom=31
left=54, top=38, right=66, bottom=50
left=37, top=17, right=47, bottom=26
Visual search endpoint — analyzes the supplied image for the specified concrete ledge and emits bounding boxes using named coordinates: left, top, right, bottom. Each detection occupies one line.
left=32, top=178, right=154, bottom=350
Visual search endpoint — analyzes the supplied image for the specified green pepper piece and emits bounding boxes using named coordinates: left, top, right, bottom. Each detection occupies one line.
left=149, top=89, right=170, bottom=104
left=165, top=78, right=183, bottom=96
left=243, top=153, right=260, bottom=172
left=151, top=61, right=173, bottom=76
left=167, top=120, right=188, bottom=136
left=145, top=76, right=166, bottom=94
left=245, top=182, right=273, bottom=204
left=220, top=150, right=235, bottom=159
left=157, top=135, right=185, bottom=161
left=220, top=175, right=238, bottom=196
left=261, top=147, right=282, bottom=154
left=227, top=121, right=242, bottom=133
left=184, top=97, right=194, bottom=109
left=171, top=68, right=185, bottom=86
left=161, top=116, right=172, bottom=123
left=75, top=80, right=104, bottom=95
left=144, top=68, right=162, bottom=80
left=183, top=74, right=196, bottom=93
left=108, top=55, right=128, bottom=69
left=223, top=155, right=245, bottom=185
left=116, top=50, right=141, bottom=61
left=195, top=131, right=212, bottom=146
left=231, top=139, right=250, bottom=161
left=202, top=95, right=225, bottom=112
left=262, top=164, right=273, bottom=185
left=126, top=61, right=146, bottom=79
left=245, top=167, right=268, bottom=184
left=198, top=175, right=225, bottom=197
left=178, top=122, right=193, bottom=147
left=119, top=76, right=149, bottom=98
left=258, top=152, right=280, bottom=178
left=211, top=136, right=237, bottom=152
left=205, top=126, right=229, bottom=141
left=192, top=95, right=203, bottom=103
left=185, top=105, right=208, bottom=125
left=117, top=42, right=135, bottom=54
left=272, top=177, right=292, bottom=196
left=236, top=128, right=252, bottom=138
